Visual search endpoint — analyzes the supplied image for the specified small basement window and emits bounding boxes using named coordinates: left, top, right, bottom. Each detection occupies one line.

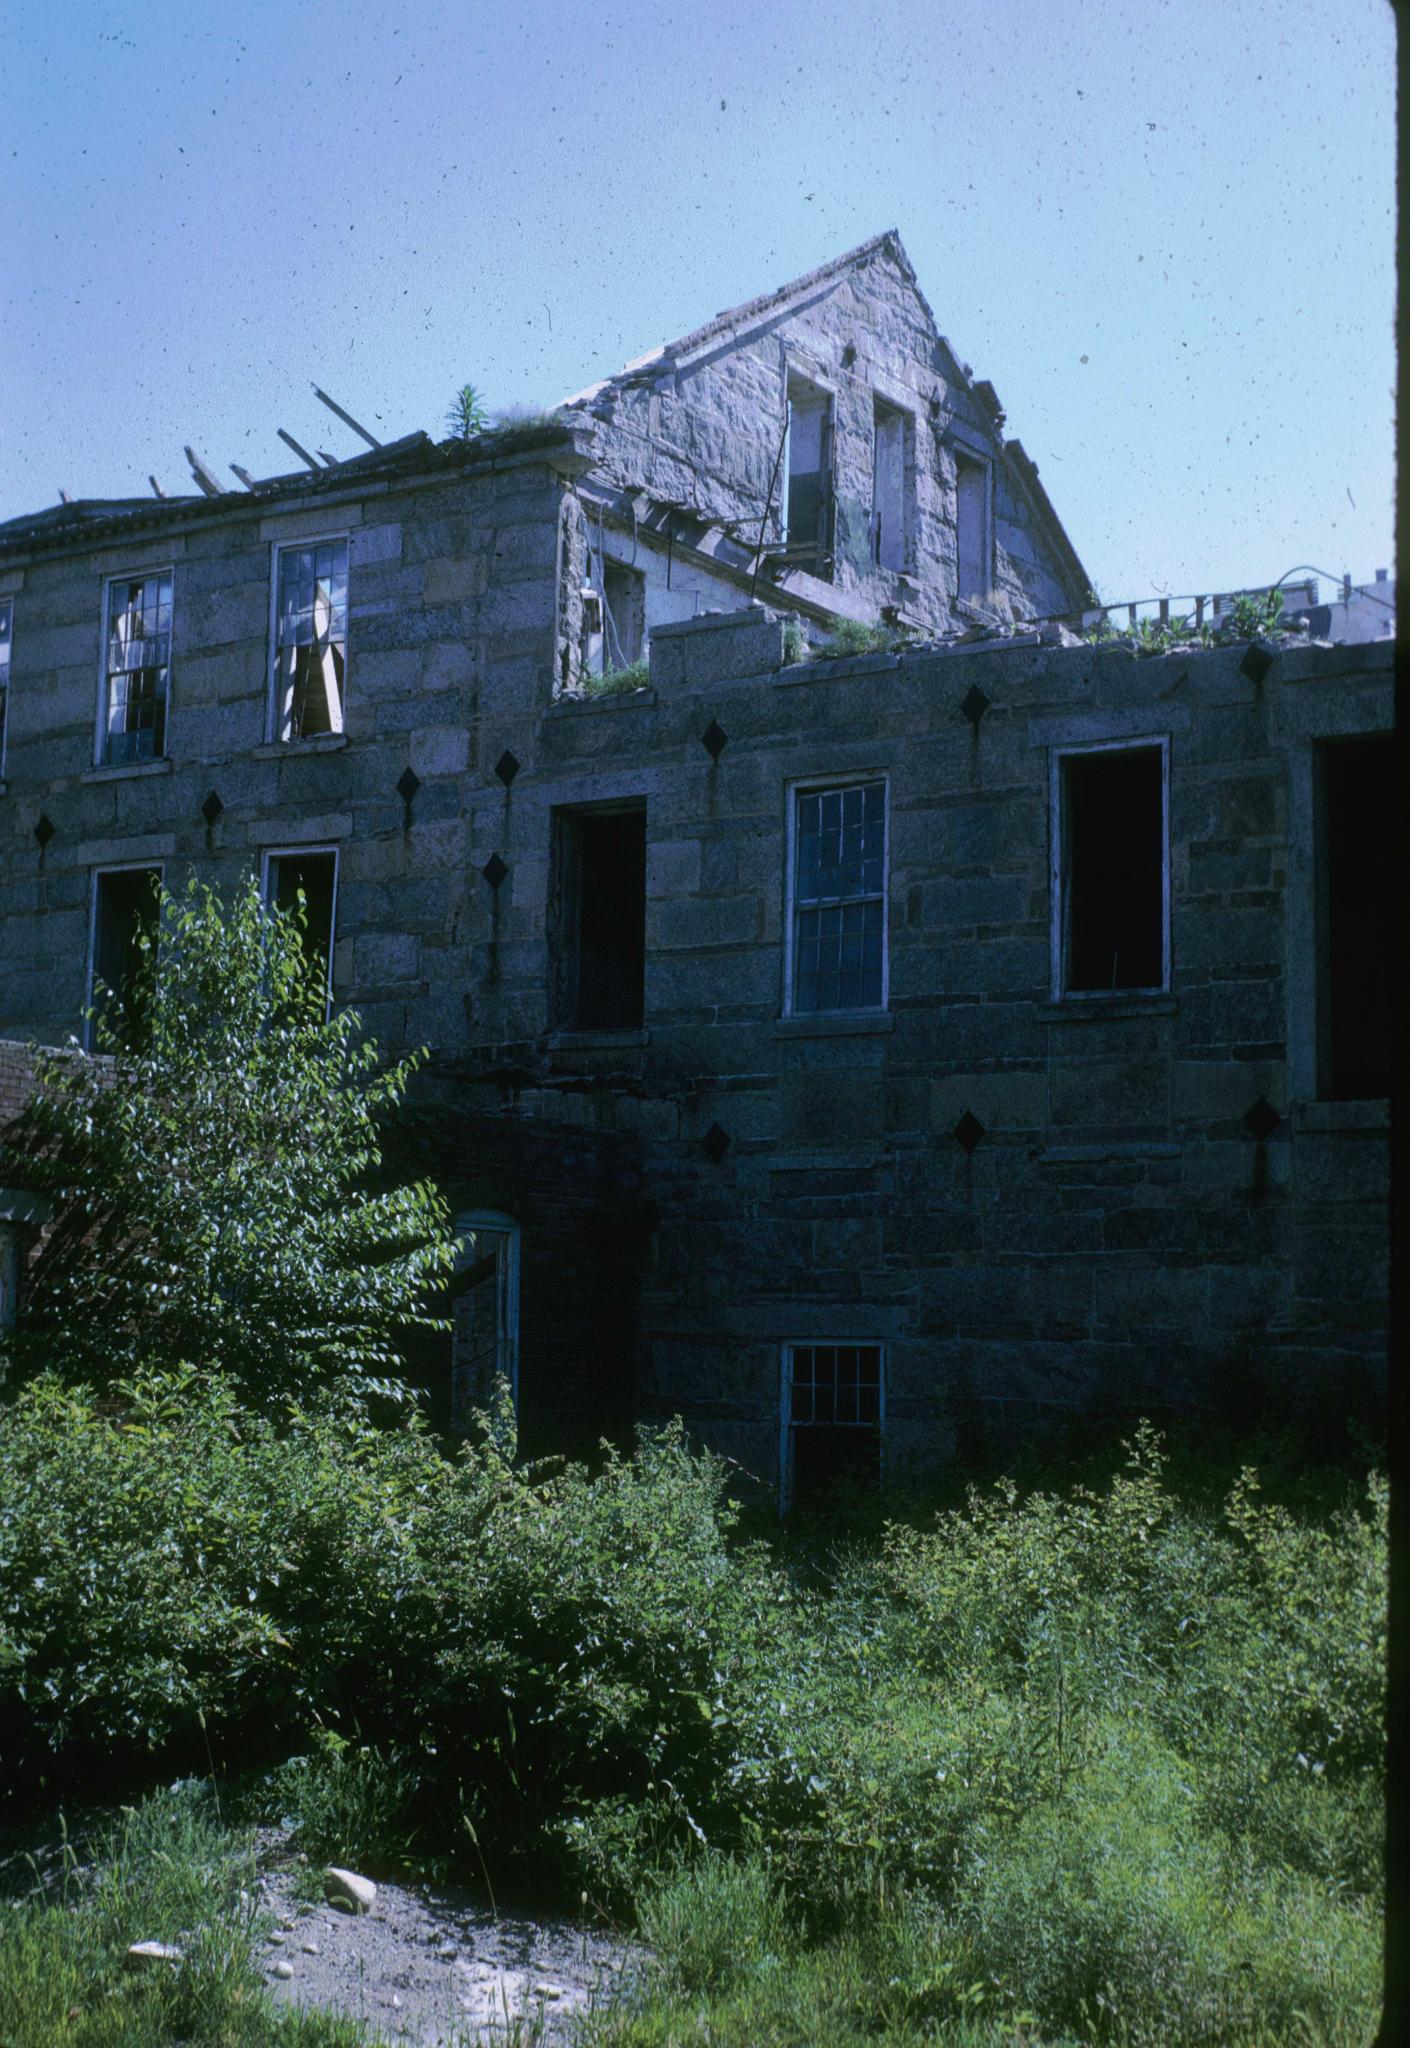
left=273, top=539, right=348, bottom=741
left=449, top=1210, right=520, bottom=1433
left=783, top=1342, right=883, bottom=1511
left=1318, top=735, right=1393, bottom=1099
left=89, top=865, right=162, bottom=1049
left=552, top=804, right=647, bottom=1030
left=263, top=848, right=338, bottom=1004
left=101, top=570, right=173, bottom=765
left=1055, top=742, right=1169, bottom=996
left=871, top=399, right=907, bottom=572
left=783, top=375, right=834, bottom=578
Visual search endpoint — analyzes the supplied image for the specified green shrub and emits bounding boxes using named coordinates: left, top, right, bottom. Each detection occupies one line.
left=583, top=658, right=651, bottom=696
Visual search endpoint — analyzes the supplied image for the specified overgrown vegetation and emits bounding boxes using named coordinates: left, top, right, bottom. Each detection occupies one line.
left=816, top=617, right=915, bottom=659
left=0, top=1376, right=1384, bottom=2044
left=583, top=657, right=651, bottom=696
left=6, top=876, right=454, bottom=1410
left=1085, top=587, right=1285, bottom=657
left=445, top=382, right=490, bottom=439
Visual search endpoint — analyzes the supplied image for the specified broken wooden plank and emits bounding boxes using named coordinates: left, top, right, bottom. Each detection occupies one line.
left=277, top=428, right=322, bottom=474
left=312, top=385, right=381, bottom=449
left=230, top=464, right=257, bottom=491
left=184, top=446, right=225, bottom=497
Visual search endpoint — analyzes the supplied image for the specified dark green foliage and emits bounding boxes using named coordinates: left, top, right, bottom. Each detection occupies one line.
left=6, top=875, right=455, bottom=1408
left=0, top=1384, right=1384, bottom=2044
left=445, top=382, right=489, bottom=438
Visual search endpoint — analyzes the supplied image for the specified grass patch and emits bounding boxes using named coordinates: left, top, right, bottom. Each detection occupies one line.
left=582, top=659, right=651, bottom=696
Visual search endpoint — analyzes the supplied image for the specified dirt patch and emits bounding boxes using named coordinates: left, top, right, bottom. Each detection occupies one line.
left=257, top=1855, right=641, bottom=2045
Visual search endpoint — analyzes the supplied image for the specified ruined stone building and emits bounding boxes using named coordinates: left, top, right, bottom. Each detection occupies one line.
left=0, top=234, right=1391, bottom=1498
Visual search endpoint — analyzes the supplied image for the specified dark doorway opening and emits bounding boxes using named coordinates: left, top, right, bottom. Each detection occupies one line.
left=554, top=806, right=647, bottom=1030
left=1319, top=735, right=1393, bottom=1099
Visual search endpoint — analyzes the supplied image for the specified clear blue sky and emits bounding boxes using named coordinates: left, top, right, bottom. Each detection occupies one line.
left=1, top=0, right=1394, bottom=602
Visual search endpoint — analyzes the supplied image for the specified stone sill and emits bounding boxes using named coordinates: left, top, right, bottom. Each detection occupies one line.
left=1036, top=1141, right=1182, bottom=1164
left=1292, top=1098, right=1390, bottom=1133
left=1038, top=994, right=1179, bottom=1023
left=251, top=733, right=348, bottom=758
left=547, top=1027, right=651, bottom=1051
left=548, top=688, right=657, bottom=716
left=775, top=1010, right=894, bottom=1039
left=80, top=756, right=174, bottom=783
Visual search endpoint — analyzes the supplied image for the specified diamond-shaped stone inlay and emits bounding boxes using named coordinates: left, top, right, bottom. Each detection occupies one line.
left=701, top=1122, right=731, bottom=1163
left=700, top=719, right=728, bottom=762
left=1244, top=1095, right=1281, bottom=1142
left=494, top=749, right=520, bottom=787
left=481, top=853, right=508, bottom=890
left=200, top=789, right=224, bottom=827
left=33, top=813, right=55, bottom=850
left=953, top=1109, right=986, bottom=1155
left=396, top=766, right=422, bottom=805
left=1239, top=641, right=1275, bottom=684
left=960, top=683, right=991, bottom=728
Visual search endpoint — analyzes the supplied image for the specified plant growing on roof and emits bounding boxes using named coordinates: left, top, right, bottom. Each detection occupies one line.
left=445, top=383, right=490, bottom=440
left=6, top=873, right=455, bottom=1410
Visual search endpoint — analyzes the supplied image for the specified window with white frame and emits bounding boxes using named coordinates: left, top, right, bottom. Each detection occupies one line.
left=1052, top=740, right=1169, bottom=997
left=788, top=780, right=887, bottom=1014
left=262, top=847, right=338, bottom=1008
left=449, top=1210, right=520, bottom=1434
left=101, top=571, right=172, bottom=765
left=783, top=1342, right=883, bottom=1510
left=0, top=599, right=11, bottom=777
left=89, top=864, right=162, bottom=1049
left=272, top=539, right=348, bottom=741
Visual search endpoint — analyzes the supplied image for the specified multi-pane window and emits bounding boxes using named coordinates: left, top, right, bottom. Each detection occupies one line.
left=450, top=1211, right=521, bottom=1434
left=790, top=781, right=887, bottom=1014
left=273, top=540, right=348, bottom=741
left=0, top=599, right=11, bottom=776
left=102, top=572, right=172, bottom=765
left=784, top=1342, right=883, bottom=1509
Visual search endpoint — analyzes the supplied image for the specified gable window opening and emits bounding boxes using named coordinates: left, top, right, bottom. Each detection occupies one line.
left=583, top=543, right=646, bottom=679
left=1055, top=741, right=1169, bottom=998
left=449, top=1210, right=521, bottom=1436
left=782, top=375, right=834, bottom=579
left=263, top=848, right=338, bottom=1009
left=101, top=571, right=172, bottom=765
left=89, top=864, right=162, bottom=1051
left=551, top=803, right=647, bottom=1031
left=954, top=451, right=990, bottom=608
left=789, top=780, right=887, bottom=1015
left=274, top=539, right=347, bottom=741
left=1317, top=735, right=1393, bottom=1100
left=871, top=399, right=907, bottom=572
left=0, top=598, right=10, bottom=779
left=783, top=1342, right=883, bottom=1513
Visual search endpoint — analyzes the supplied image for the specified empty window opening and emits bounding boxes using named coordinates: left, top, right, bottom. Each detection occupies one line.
left=0, top=599, right=10, bottom=777
left=553, top=805, right=647, bottom=1030
left=954, top=453, right=989, bottom=604
left=449, top=1210, right=520, bottom=1433
left=264, top=848, right=338, bottom=1003
left=784, top=1343, right=882, bottom=1512
left=274, top=540, right=348, bottom=741
left=783, top=376, right=834, bottom=578
left=790, top=781, right=886, bottom=1014
left=601, top=561, right=646, bottom=671
left=90, top=865, right=162, bottom=1049
left=102, top=571, right=172, bottom=765
left=1319, top=735, right=1393, bottom=1099
left=1058, top=744, right=1167, bottom=995
left=871, top=400, right=907, bottom=571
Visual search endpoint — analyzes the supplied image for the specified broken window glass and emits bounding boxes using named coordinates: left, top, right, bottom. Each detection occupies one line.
left=784, top=377, right=834, bottom=578
left=791, top=781, right=886, bottom=1014
left=275, top=540, right=348, bottom=741
left=90, top=865, right=162, bottom=1050
left=102, top=572, right=172, bottom=765
left=785, top=1343, right=883, bottom=1509
left=1059, top=744, right=1167, bottom=994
